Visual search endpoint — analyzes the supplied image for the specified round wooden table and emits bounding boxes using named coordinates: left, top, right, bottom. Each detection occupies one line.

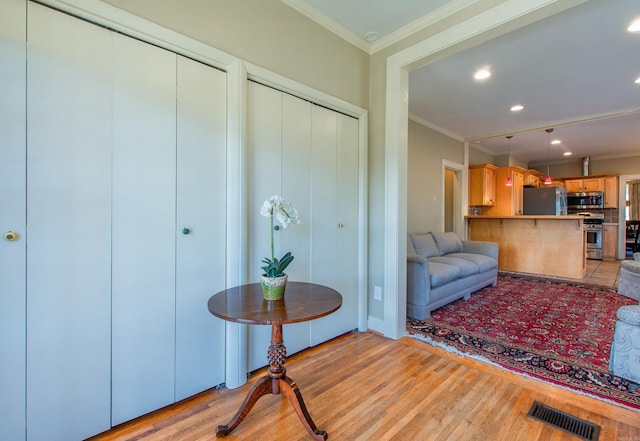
left=208, top=282, right=342, bottom=440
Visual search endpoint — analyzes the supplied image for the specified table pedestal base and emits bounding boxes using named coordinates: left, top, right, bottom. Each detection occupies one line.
left=215, top=375, right=326, bottom=440
left=216, top=324, right=327, bottom=440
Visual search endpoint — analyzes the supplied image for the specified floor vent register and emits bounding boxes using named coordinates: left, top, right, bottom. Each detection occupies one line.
left=527, top=401, right=600, bottom=441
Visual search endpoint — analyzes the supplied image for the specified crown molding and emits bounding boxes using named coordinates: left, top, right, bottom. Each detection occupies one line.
left=280, top=0, right=371, bottom=52
left=281, top=0, right=480, bottom=55
left=370, top=0, right=481, bottom=53
left=408, top=112, right=464, bottom=142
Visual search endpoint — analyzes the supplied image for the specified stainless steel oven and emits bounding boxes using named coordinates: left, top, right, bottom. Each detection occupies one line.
left=582, top=213, right=604, bottom=260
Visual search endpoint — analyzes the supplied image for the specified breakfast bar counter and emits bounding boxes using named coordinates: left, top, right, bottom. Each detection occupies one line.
left=466, top=215, right=586, bottom=279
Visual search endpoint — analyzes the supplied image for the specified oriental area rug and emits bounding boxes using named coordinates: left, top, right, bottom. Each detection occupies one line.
left=407, top=272, right=640, bottom=410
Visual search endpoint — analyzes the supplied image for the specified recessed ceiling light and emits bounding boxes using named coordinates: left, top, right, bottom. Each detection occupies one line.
left=551, top=139, right=561, bottom=145
left=510, top=104, right=524, bottom=112
left=474, top=68, right=491, bottom=80
left=635, top=76, right=640, bottom=84
left=628, top=18, right=640, bottom=32
left=563, top=152, right=572, bottom=156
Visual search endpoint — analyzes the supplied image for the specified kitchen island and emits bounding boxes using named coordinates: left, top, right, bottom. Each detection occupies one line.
left=466, top=215, right=586, bottom=280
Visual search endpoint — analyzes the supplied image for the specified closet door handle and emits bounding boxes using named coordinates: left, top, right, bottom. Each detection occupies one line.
left=182, top=228, right=190, bottom=235
left=3, top=231, right=18, bottom=241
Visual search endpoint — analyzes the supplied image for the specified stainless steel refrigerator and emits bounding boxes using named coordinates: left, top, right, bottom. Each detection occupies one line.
left=523, top=186, right=567, bottom=215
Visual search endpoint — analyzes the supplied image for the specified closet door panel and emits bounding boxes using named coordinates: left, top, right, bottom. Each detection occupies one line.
left=280, top=93, right=311, bottom=355
left=308, top=106, right=339, bottom=346
left=26, top=4, right=113, bottom=440
left=313, top=114, right=359, bottom=343
left=111, top=33, right=177, bottom=425
left=175, top=56, right=227, bottom=400
left=309, top=106, right=338, bottom=288
left=247, top=82, right=282, bottom=371
left=0, top=1, right=26, bottom=440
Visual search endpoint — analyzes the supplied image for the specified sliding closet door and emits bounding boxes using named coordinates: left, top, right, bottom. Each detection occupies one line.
left=26, top=4, right=113, bottom=440
left=0, top=1, right=26, bottom=440
left=111, top=33, right=177, bottom=425
left=247, top=83, right=285, bottom=370
left=309, top=111, right=359, bottom=345
left=280, top=93, right=313, bottom=356
left=175, top=55, right=227, bottom=400
left=247, top=81, right=360, bottom=369
left=247, top=83, right=312, bottom=369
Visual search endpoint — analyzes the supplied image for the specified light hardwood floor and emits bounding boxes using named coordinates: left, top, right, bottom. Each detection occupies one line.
left=583, top=259, right=621, bottom=287
left=89, top=331, right=640, bottom=441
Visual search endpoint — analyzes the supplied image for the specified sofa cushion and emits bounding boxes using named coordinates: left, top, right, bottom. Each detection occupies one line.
left=429, top=256, right=479, bottom=278
left=447, top=252, right=498, bottom=273
left=432, top=232, right=463, bottom=255
left=428, top=261, right=461, bottom=288
left=407, top=235, right=416, bottom=254
left=411, top=233, right=440, bottom=258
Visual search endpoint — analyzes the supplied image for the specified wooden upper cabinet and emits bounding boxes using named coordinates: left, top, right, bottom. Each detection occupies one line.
left=564, top=177, right=603, bottom=192
left=523, top=169, right=543, bottom=188
left=469, top=164, right=497, bottom=206
left=485, top=166, right=525, bottom=216
left=604, top=176, right=618, bottom=208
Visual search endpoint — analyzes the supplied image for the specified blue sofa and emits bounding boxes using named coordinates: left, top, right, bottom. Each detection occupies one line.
left=407, top=232, right=499, bottom=320
left=609, top=301, right=640, bottom=383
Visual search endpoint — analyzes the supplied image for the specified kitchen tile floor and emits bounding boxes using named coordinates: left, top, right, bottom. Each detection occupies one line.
left=583, top=259, right=621, bottom=288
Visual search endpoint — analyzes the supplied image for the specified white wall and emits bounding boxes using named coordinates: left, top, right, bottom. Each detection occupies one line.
left=100, top=0, right=369, bottom=109
left=407, top=119, right=464, bottom=235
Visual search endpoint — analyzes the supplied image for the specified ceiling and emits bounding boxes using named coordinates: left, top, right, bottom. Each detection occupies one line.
left=286, top=0, right=640, bottom=166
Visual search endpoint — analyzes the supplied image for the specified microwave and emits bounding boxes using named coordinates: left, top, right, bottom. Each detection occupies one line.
left=566, top=191, right=604, bottom=210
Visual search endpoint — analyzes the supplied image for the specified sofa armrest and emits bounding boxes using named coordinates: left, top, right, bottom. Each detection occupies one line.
left=617, top=305, right=640, bottom=326
left=621, top=259, right=640, bottom=275
left=461, top=240, right=499, bottom=260
left=407, top=253, right=430, bottom=307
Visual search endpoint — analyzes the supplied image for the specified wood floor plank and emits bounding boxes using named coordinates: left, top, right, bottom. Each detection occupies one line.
left=88, top=332, right=640, bottom=441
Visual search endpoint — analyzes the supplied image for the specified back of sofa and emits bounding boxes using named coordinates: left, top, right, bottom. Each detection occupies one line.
left=409, top=232, right=464, bottom=258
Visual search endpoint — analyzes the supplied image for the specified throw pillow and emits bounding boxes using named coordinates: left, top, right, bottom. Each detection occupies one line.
left=432, top=232, right=463, bottom=255
left=410, top=233, right=440, bottom=258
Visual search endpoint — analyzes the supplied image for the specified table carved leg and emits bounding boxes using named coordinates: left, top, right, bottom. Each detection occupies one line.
left=216, top=324, right=327, bottom=440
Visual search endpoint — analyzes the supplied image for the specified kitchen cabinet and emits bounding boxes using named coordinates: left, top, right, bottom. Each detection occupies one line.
left=469, top=164, right=497, bottom=206
left=603, top=225, right=618, bottom=260
left=564, top=177, right=603, bottom=192
left=604, top=176, right=619, bottom=208
left=486, top=166, right=525, bottom=216
left=524, top=169, right=543, bottom=188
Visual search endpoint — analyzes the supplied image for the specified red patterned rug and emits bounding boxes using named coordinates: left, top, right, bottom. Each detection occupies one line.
left=407, top=272, right=640, bottom=410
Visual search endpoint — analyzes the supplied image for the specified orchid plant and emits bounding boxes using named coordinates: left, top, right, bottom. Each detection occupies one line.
left=260, top=195, right=301, bottom=278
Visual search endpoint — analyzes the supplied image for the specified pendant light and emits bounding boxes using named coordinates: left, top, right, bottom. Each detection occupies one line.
left=544, top=128, right=553, bottom=184
left=505, top=135, right=513, bottom=186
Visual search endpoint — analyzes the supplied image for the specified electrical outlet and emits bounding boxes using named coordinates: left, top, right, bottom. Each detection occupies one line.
left=374, top=286, right=382, bottom=301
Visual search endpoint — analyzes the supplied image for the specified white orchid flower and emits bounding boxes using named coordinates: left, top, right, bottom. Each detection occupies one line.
left=260, top=195, right=301, bottom=277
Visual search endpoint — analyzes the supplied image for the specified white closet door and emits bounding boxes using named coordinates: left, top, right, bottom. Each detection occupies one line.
left=247, top=82, right=282, bottom=371
left=175, top=56, right=227, bottom=400
left=26, top=4, right=113, bottom=440
left=111, top=33, right=177, bottom=425
left=308, top=106, right=339, bottom=345
left=247, top=81, right=360, bottom=365
left=310, top=112, right=359, bottom=345
left=280, top=93, right=313, bottom=356
left=0, top=1, right=26, bottom=440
